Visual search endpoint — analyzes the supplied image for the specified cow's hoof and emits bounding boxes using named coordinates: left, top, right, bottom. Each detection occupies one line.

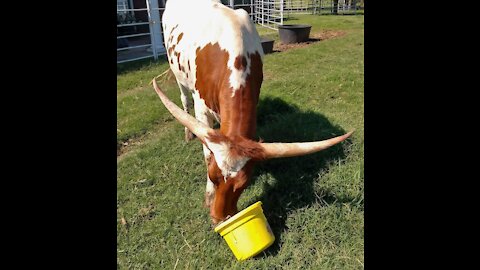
left=185, top=129, right=196, bottom=142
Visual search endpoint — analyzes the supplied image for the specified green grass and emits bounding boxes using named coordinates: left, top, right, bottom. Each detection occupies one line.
left=117, top=14, right=364, bottom=269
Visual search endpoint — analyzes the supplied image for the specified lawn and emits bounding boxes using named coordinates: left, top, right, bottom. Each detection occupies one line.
left=117, top=14, right=364, bottom=269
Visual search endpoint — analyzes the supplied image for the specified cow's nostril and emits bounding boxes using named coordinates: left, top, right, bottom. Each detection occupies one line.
left=211, top=214, right=233, bottom=227
left=211, top=215, right=221, bottom=225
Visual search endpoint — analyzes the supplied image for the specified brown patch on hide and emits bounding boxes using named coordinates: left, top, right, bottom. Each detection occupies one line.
left=168, top=25, right=178, bottom=41
left=177, top=52, right=182, bottom=71
left=195, top=44, right=263, bottom=140
left=194, top=43, right=230, bottom=113
left=177, top=32, right=184, bottom=44
left=233, top=55, right=247, bottom=71
left=218, top=51, right=263, bottom=140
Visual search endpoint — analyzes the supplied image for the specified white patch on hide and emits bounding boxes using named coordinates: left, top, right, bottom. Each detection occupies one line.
left=205, top=138, right=250, bottom=180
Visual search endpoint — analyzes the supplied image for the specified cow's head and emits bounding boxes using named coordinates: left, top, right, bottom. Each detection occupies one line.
left=152, top=79, right=353, bottom=224
left=204, top=132, right=266, bottom=224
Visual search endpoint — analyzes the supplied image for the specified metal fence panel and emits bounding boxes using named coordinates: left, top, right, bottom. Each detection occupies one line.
left=254, top=0, right=284, bottom=30
left=117, top=0, right=166, bottom=64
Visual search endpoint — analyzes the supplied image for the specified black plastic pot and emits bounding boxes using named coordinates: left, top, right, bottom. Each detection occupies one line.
left=278, top=24, right=312, bottom=44
left=261, top=38, right=274, bottom=54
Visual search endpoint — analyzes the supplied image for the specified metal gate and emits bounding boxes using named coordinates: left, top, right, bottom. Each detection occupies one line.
left=254, top=0, right=284, bottom=30
left=117, top=0, right=166, bottom=64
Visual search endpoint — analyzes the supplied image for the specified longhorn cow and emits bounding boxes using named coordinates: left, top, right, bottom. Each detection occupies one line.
left=153, top=0, right=353, bottom=224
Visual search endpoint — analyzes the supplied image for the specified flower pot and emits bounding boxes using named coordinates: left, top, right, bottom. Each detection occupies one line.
left=261, top=38, right=274, bottom=54
left=278, top=24, right=312, bottom=44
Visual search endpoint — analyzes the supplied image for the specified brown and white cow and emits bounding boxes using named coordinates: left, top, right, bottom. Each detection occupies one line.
left=152, top=0, right=353, bottom=225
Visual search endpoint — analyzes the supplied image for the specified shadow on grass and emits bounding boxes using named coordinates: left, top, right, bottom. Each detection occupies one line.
left=117, top=55, right=169, bottom=75
left=245, top=96, right=355, bottom=258
left=283, top=16, right=299, bottom=21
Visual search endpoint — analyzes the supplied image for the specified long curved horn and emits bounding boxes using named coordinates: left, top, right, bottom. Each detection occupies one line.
left=259, top=130, right=354, bottom=159
left=152, top=78, right=214, bottom=141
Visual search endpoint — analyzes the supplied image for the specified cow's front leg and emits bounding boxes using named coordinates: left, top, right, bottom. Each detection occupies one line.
left=203, top=146, right=215, bottom=208
left=177, top=82, right=195, bottom=142
left=192, top=94, right=216, bottom=208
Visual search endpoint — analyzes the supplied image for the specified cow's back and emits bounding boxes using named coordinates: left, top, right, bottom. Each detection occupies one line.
left=162, top=0, right=264, bottom=96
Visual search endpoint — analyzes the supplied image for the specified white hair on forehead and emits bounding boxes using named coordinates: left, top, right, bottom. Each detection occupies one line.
left=205, top=138, right=250, bottom=180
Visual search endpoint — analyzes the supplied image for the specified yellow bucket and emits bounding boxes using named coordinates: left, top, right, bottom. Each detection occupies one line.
left=214, top=201, right=275, bottom=260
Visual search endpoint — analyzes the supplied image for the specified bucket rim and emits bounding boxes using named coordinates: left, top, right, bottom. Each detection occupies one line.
left=214, top=201, right=263, bottom=233
left=278, top=24, right=312, bottom=29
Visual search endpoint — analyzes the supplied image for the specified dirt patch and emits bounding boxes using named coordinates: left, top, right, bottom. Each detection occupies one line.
left=117, top=132, right=151, bottom=157
left=273, top=30, right=346, bottom=52
left=117, top=116, right=177, bottom=158
left=117, top=132, right=154, bottom=157
left=117, top=138, right=137, bottom=157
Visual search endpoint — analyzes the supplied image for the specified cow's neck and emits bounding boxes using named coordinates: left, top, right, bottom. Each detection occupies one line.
left=219, top=51, right=263, bottom=140
left=194, top=42, right=263, bottom=141
left=219, top=95, right=258, bottom=140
